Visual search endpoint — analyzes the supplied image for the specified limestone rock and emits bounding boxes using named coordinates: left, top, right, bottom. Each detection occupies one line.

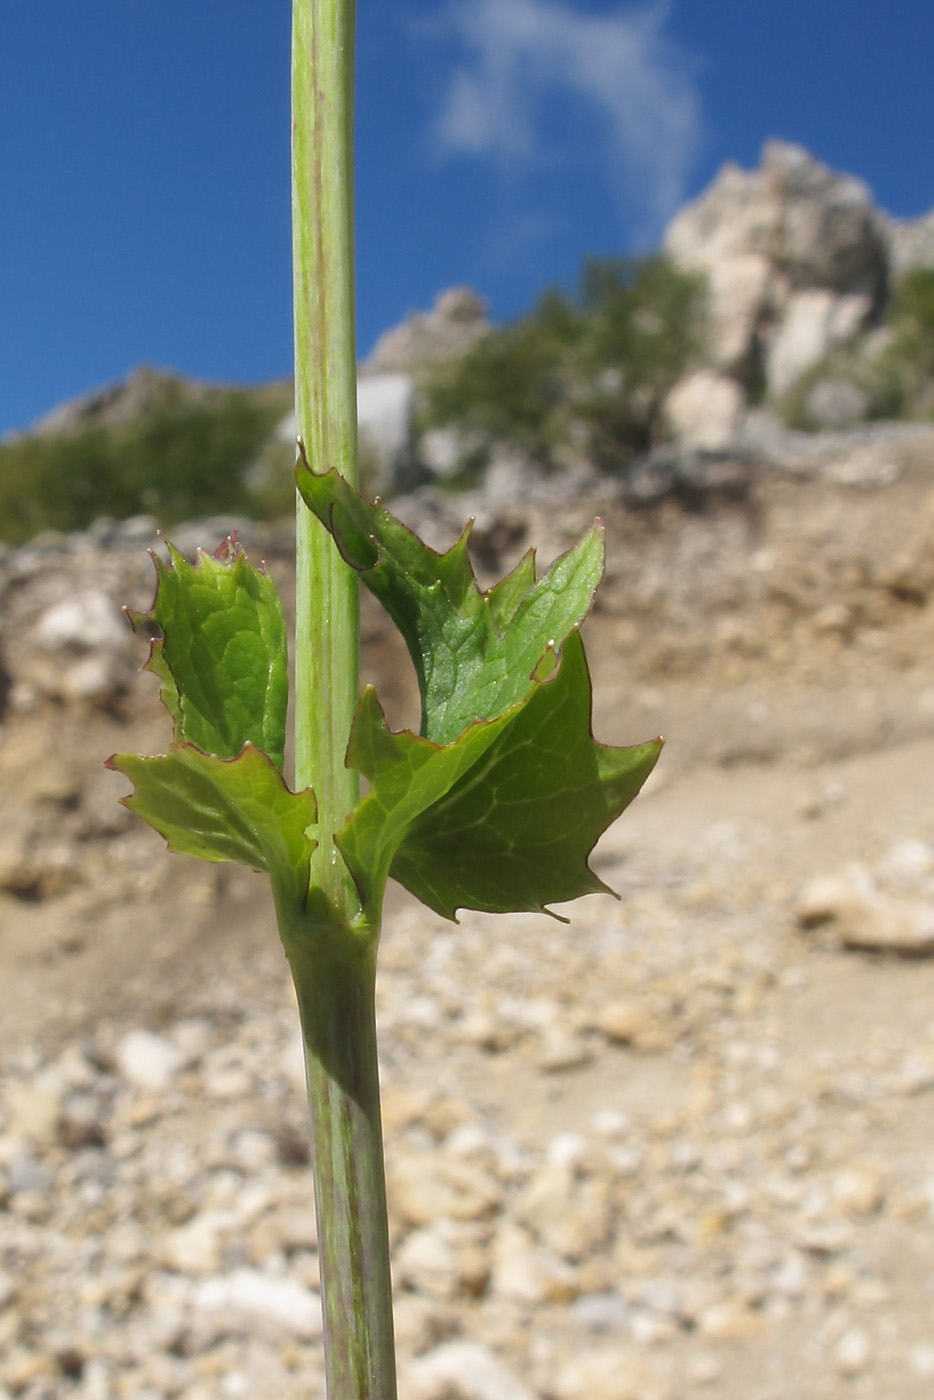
left=766, top=289, right=872, bottom=399
left=188, top=1269, right=323, bottom=1346
left=884, top=206, right=934, bottom=277
left=513, top=1163, right=611, bottom=1261
left=796, top=868, right=934, bottom=954
left=552, top=1349, right=672, bottom=1400
left=665, top=140, right=886, bottom=397
left=403, top=1341, right=535, bottom=1400
left=389, top=1151, right=502, bottom=1229
left=491, top=1223, right=578, bottom=1303
left=663, top=370, right=745, bottom=450
left=363, top=287, right=489, bottom=375
left=114, top=1030, right=184, bottom=1090
left=356, top=372, right=420, bottom=494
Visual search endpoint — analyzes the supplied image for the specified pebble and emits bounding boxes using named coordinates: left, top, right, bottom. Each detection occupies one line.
left=404, top=1341, right=536, bottom=1400
left=115, top=1030, right=184, bottom=1090
left=1, top=508, right=934, bottom=1400
left=796, top=867, right=934, bottom=954
left=189, top=1269, right=324, bottom=1345
left=833, top=1326, right=871, bottom=1376
left=552, top=1349, right=671, bottom=1400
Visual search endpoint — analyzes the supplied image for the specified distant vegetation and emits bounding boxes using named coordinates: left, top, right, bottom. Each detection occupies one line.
left=0, top=382, right=291, bottom=546
left=420, top=255, right=707, bottom=478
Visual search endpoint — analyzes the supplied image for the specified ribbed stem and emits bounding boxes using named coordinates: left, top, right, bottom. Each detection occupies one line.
left=290, top=3, right=397, bottom=1398
left=291, top=0, right=360, bottom=909
left=283, top=920, right=397, bottom=1400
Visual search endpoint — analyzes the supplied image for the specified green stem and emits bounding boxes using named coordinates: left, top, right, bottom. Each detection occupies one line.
left=292, top=0, right=360, bottom=888
left=282, top=918, right=397, bottom=1400
left=290, top=3, right=397, bottom=1398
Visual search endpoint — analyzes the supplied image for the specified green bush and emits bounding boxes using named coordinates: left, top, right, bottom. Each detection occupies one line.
left=878, top=268, right=934, bottom=416
left=0, top=385, right=288, bottom=545
left=420, top=256, right=706, bottom=475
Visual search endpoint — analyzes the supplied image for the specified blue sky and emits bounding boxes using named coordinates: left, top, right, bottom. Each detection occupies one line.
left=2, top=0, right=932, bottom=437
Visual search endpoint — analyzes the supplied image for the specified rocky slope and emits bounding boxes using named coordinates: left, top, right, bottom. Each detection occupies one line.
left=2, top=423, right=934, bottom=1399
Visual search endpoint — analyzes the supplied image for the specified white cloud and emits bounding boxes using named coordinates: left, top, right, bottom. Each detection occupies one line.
left=432, top=0, right=703, bottom=235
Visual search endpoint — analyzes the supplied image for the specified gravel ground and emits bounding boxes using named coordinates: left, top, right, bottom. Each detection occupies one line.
left=2, top=426, right=934, bottom=1399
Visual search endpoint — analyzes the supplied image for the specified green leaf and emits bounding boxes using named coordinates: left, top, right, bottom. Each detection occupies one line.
left=337, top=629, right=661, bottom=921
left=388, top=631, right=662, bottom=920
left=130, top=535, right=289, bottom=771
left=296, top=460, right=604, bottom=745
left=336, top=686, right=517, bottom=919
left=107, top=743, right=317, bottom=910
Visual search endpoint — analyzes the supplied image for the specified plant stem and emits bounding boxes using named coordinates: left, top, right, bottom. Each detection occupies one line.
left=283, top=920, right=397, bottom=1400
left=290, top=3, right=397, bottom=1398
left=292, top=0, right=360, bottom=888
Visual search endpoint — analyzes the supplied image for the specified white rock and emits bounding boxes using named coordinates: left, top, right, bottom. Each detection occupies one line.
left=160, top=1211, right=230, bottom=1275
left=766, top=290, right=867, bottom=399
left=395, top=1224, right=459, bottom=1300
left=357, top=372, right=418, bottom=493
left=834, top=1325, right=871, bottom=1376
left=4, top=1071, right=65, bottom=1144
left=190, top=1269, right=323, bottom=1344
left=35, top=591, right=127, bottom=653
left=909, top=1344, right=934, bottom=1379
left=703, top=254, right=773, bottom=372
left=403, top=1341, right=535, bottom=1400
left=114, top=1030, right=184, bottom=1090
left=665, top=140, right=885, bottom=394
left=552, top=1349, right=671, bottom=1400
left=798, top=872, right=934, bottom=954
left=491, top=1223, right=577, bottom=1303
left=664, top=370, right=745, bottom=450
left=832, top=1166, right=884, bottom=1216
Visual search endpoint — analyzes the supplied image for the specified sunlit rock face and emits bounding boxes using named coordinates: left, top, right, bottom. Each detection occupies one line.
left=664, top=140, right=888, bottom=397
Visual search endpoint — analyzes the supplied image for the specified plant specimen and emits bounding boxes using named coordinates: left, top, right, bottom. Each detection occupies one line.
left=109, top=3, right=661, bottom=1397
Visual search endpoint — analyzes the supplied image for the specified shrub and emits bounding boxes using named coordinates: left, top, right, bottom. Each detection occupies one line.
left=0, top=384, right=288, bottom=545
left=420, top=256, right=706, bottom=476
left=878, top=268, right=934, bottom=416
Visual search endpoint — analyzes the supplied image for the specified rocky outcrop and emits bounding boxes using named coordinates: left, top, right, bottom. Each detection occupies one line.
left=362, top=287, right=489, bottom=375
left=664, top=141, right=889, bottom=401
left=22, top=366, right=216, bottom=440
left=883, top=207, right=934, bottom=278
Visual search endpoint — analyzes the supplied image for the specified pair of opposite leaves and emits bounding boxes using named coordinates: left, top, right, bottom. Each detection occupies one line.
left=110, top=464, right=661, bottom=924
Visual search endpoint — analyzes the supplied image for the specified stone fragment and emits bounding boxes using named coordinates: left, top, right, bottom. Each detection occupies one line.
left=592, top=998, right=656, bottom=1047
left=189, top=1269, right=323, bottom=1345
left=834, top=1326, right=871, bottom=1376
left=396, top=1225, right=458, bottom=1299
left=552, top=1349, right=671, bottom=1400
left=664, top=370, right=745, bottom=450
left=831, top=1165, right=884, bottom=1216
left=513, top=1164, right=610, bottom=1261
left=796, top=870, right=934, bottom=954
left=57, top=1089, right=108, bottom=1149
left=491, top=1223, right=577, bottom=1304
left=389, top=1152, right=501, bottom=1229
left=403, top=1341, right=535, bottom=1400
left=115, top=1030, right=184, bottom=1090
left=4, top=1071, right=65, bottom=1144
left=697, top=1298, right=763, bottom=1340
left=160, top=1212, right=230, bottom=1275
left=537, top=1031, right=592, bottom=1073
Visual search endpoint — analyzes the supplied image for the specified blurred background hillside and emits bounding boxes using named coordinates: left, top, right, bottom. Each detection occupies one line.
left=3, top=140, right=934, bottom=544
